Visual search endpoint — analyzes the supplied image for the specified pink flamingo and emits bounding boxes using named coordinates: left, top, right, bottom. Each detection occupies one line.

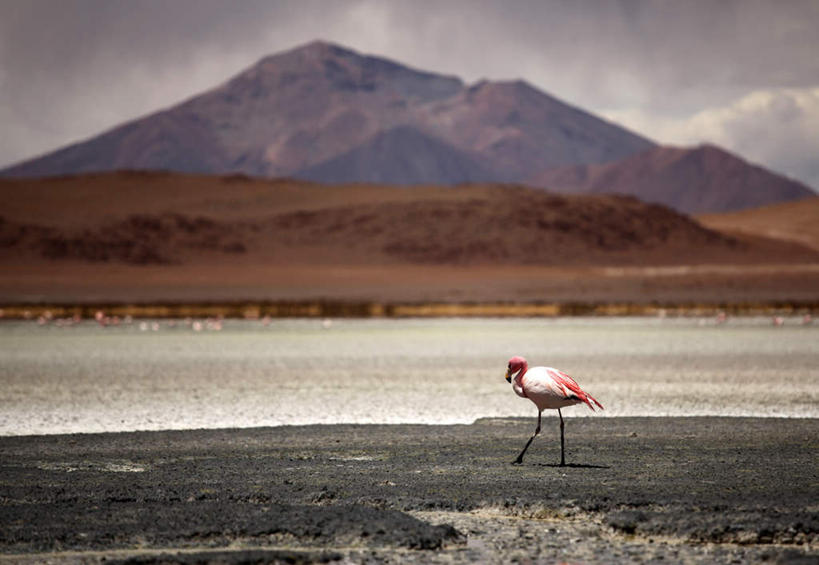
left=505, top=356, right=603, bottom=466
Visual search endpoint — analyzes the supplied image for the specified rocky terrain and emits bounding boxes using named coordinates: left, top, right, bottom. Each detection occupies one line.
left=0, top=418, right=816, bottom=563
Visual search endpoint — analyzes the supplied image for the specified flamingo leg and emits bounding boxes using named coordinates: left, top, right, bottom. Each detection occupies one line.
left=513, top=410, right=542, bottom=464
left=559, top=408, right=565, bottom=467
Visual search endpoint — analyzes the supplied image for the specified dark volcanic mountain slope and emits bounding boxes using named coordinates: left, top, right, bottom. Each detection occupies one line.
left=295, top=126, right=500, bottom=185
left=1, top=42, right=463, bottom=179
left=1, top=41, right=653, bottom=183
left=530, top=144, right=816, bottom=214
left=1, top=110, right=232, bottom=177
left=178, top=41, right=466, bottom=177
left=418, top=80, right=654, bottom=179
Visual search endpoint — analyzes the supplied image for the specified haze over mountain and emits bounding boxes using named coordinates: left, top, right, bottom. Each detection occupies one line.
left=1, top=41, right=652, bottom=184
left=1, top=40, right=814, bottom=214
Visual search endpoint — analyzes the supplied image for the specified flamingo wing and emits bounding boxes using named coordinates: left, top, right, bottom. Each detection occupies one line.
left=547, top=369, right=604, bottom=411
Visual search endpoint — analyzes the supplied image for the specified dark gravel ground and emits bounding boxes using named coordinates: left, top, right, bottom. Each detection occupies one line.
left=0, top=417, right=817, bottom=564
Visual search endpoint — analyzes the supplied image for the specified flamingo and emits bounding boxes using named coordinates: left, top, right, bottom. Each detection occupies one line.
left=505, top=356, right=603, bottom=466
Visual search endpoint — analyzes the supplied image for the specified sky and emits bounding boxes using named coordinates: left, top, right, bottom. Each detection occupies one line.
left=1, top=0, right=818, bottom=190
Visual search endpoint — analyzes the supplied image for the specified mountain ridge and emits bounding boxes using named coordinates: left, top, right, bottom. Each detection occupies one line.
left=1, top=41, right=653, bottom=183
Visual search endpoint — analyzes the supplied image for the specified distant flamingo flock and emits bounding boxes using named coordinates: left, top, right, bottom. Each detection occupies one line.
left=4, top=309, right=345, bottom=332
left=0, top=307, right=813, bottom=330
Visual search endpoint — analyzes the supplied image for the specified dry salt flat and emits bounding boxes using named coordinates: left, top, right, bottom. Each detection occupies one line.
left=0, top=316, right=817, bottom=436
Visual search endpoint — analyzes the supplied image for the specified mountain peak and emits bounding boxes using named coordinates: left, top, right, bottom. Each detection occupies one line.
left=256, top=39, right=358, bottom=67
left=691, top=143, right=735, bottom=160
left=238, top=40, right=463, bottom=103
left=296, top=39, right=349, bottom=53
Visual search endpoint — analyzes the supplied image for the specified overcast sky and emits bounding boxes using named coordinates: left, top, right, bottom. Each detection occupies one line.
left=1, top=0, right=818, bottom=189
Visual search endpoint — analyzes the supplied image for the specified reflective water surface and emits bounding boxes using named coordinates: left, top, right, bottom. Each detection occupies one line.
left=1, top=317, right=817, bottom=435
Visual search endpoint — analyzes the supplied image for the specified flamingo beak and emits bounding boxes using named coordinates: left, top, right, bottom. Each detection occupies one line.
left=505, top=369, right=512, bottom=383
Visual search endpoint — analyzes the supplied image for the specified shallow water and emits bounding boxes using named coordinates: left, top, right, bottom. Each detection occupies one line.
left=1, top=317, right=817, bottom=435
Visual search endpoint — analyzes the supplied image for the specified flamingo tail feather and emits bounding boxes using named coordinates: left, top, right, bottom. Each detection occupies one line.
left=585, top=393, right=604, bottom=411
left=551, top=369, right=604, bottom=411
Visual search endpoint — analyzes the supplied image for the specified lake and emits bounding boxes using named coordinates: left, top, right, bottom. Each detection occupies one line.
left=1, top=317, right=816, bottom=435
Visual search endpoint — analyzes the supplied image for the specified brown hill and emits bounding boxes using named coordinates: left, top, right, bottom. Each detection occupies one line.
left=2, top=172, right=818, bottom=304
left=699, top=196, right=819, bottom=252
left=3, top=171, right=816, bottom=269
left=529, top=145, right=816, bottom=214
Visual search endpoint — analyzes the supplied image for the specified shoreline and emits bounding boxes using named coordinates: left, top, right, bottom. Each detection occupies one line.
left=2, top=414, right=818, bottom=440
left=1, top=417, right=816, bottom=563
left=2, top=298, right=818, bottom=320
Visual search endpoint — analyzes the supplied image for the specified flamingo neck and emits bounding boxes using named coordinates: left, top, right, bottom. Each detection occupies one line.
left=514, top=361, right=528, bottom=386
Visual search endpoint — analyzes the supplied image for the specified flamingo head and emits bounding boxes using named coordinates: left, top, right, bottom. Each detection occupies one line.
left=505, top=356, right=527, bottom=382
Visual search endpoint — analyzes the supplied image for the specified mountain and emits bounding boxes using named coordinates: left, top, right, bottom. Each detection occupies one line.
left=417, top=79, right=653, bottom=179
left=1, top=41, right=653, bottom=183
left=3, top=40, right=812, bottom=214
left=296, top=126, right=499, bottom=185
left=529, top=144, right=816, bottom=214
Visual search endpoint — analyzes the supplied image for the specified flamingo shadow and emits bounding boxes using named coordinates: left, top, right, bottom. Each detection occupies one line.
left=536, top=462, right=610, bottom=469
